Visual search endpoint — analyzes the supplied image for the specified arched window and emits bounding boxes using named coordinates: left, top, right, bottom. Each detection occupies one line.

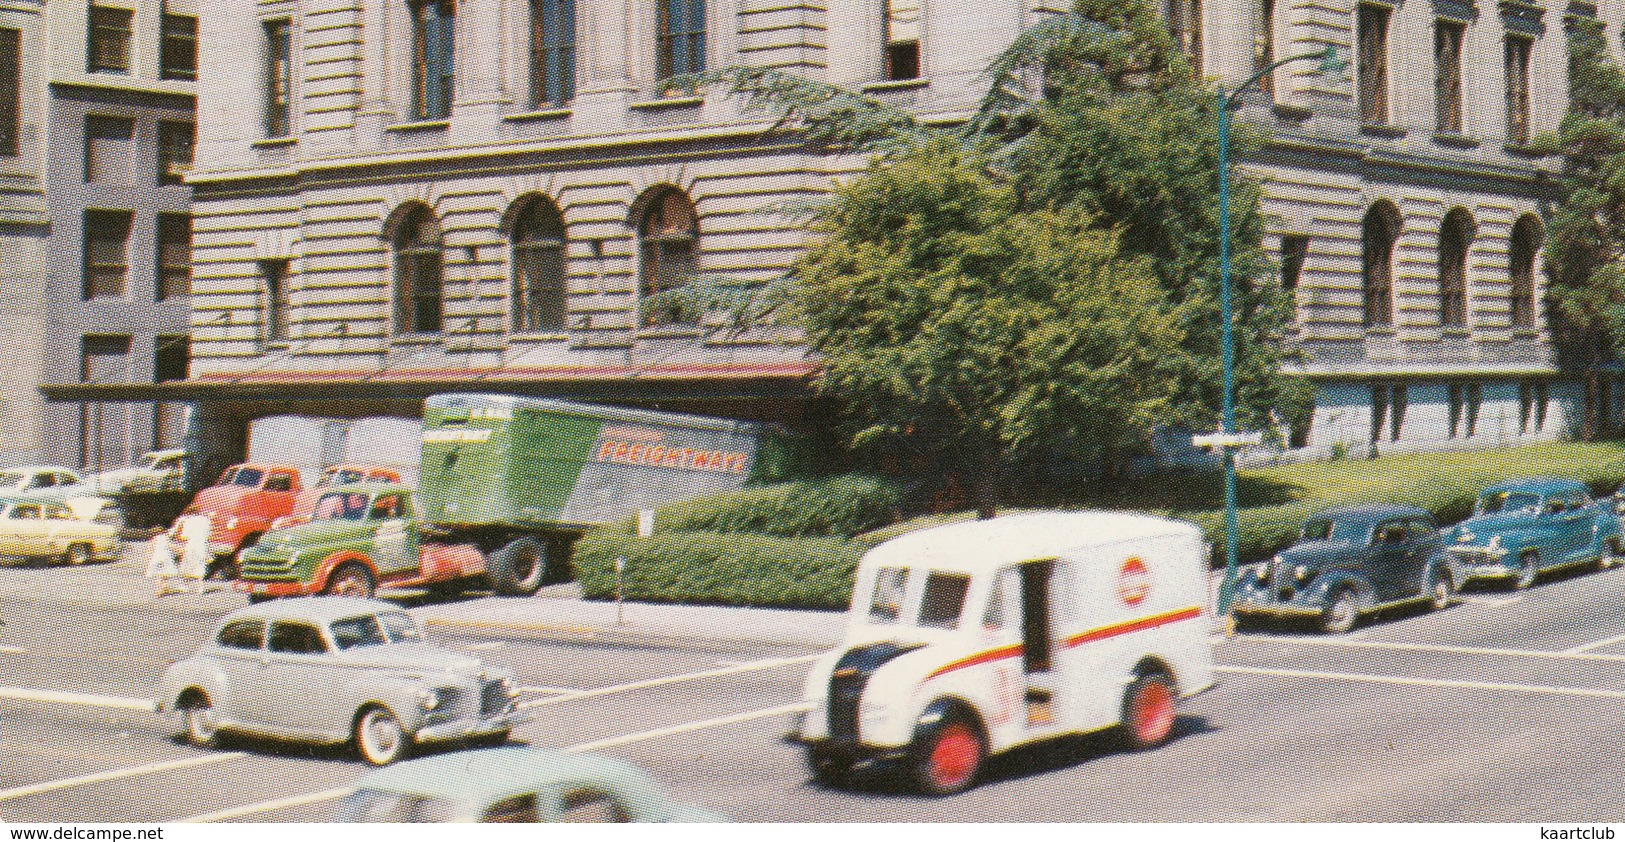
left=411, top=0, right=455, bottom=120
left=657, top=0, right=705, bottom=80
left=511, top=196, right=567, bottom=333
left=1438, top=208, right=1474, bottom=328
left=393, top=205, right=443, bottom=334
left=637, top=188, right=698, bottom=327
left=1509, top=214, right=1542, bottom=329
left=1361, top=202, right=1400, bottom=328
left=1165, top=0, right=1201, bottom=70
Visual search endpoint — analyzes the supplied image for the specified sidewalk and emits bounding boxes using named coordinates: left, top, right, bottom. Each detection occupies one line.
left=411, top=586, right=848, bottom=648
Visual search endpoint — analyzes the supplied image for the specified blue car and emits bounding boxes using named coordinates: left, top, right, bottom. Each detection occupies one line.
left=1445, top=478, right=1622, bottom=590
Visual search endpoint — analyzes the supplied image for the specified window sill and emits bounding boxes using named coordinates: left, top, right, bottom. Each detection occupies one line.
left=390, top=333, right=443, bottom=345
left=629, top=96, right=702, bottom=111
left=1359, top=123, right=1407, bottom=139
left=503, top=108, right=572, bottom=123
left=509, top=331, right=569, bottom=341
left=385, top=119, right=451, bottom=133
left=261, top=341, right=292, bottom=352
left=251, top=137, right=296, bottom=148
left=1511, top=327, right=1540, bottom=339
left=1364, top=326, right=1398, bottom=337
left=862, top=78, right=929, bottom=93
left=1432, top=132, right=1479, bottom=149
left=1504, top=142, right=1551, bottom=158
left=1440, top=327, right=1471, bottom=338
left=1271, top=103, right=1314, bottom=121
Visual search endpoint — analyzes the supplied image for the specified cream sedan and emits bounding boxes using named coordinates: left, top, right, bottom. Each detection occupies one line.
left=0, top=498, right=119, bottom=565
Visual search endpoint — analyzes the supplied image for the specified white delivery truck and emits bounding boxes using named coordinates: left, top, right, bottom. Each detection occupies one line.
left=788, top=511, right=1214, bottom=795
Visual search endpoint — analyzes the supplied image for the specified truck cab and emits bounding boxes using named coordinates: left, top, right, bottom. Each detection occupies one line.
left=788, top=512, right=1213, bottom=795
left=274, top=465, right=405, bottom=529
left=194, top=463, right=303, bottom=568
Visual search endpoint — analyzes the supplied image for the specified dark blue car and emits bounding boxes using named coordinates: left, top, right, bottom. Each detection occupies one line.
left=1233, top=504, right=1460, bottom=634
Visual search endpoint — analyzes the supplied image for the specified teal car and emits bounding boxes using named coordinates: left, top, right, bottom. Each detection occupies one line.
left=334, top=747, right=727, bottom=822
left=1445, top=478, right=1623, bottom=589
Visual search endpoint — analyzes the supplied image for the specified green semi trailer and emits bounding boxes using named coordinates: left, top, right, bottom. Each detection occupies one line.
left=240, top=393, right=789, bottom=598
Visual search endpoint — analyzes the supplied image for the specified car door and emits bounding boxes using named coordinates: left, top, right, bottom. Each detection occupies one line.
left=263, top=620, right=337, bottom=735
left=40, top=503, right=76, bottom=554
left=369, top=494, right=419, bottom=577
left=211, top=619, right=272, bottom=728
left=1401, top=517, right=1441, bottom=597
left=2, top=503, right=48, bottom=555
left=1369, top=520, right=1410, bottom=601
left=1545, top=494, right=1587, bottom=563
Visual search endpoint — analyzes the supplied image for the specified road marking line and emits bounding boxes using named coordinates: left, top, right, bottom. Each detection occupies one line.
left=181, top=700, right=816, bottom=823
left=1229, top=634, right=1625, bottom=664
left=0, top=685, right=155, bottom=711
left=1218, top=664, right=1625, bottom=700
left=0, top=753, right=247, bottom=802
left=1566, top=631, right=1625, bottom=654
left=464, top=641, right=505, bottom=651
left=563, top=701, right=815, bottom=754
left=1455, top=595, right=1524, bottom=607
left=178, top=786, right=353, bottom=824
left=517, top=654, right=820, bottom=710
left=0, top=645, right=24, bottom=654
left=515, top=686, right=585, bottom=696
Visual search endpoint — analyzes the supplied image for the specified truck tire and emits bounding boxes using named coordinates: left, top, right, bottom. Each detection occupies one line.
left=488, top=537, right=548, bottom=596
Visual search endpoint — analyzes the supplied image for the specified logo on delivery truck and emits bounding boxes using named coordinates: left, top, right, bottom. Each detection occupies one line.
left=591, top=426, right=749, bottom=474
left=1118, top=556, right=1152, bottom=607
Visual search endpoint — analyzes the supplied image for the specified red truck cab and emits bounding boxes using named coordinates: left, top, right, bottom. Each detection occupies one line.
left=193, top=463, right=303, bottom=567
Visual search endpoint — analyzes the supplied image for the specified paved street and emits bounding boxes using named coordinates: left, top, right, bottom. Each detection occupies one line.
left=5, top=544, right=1625, bottom=822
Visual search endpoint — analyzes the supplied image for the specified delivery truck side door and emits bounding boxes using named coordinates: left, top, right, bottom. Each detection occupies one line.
left=978, top=567, right=1027, bottom=750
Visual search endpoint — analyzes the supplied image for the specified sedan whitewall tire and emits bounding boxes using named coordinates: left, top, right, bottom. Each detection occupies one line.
left=355, top=705, right=411, bottom=766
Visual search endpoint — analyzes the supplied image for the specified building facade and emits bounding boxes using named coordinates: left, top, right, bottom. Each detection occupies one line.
left=40, top=0, right=196, bottom=472
left=0, top=0, right=50, bottom=467
left=70, top=0, right=1625, bottom=472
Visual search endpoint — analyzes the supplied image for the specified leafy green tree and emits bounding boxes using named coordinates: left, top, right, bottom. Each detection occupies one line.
left=1540, top=18, right=1625, bottom=435
left=792, top=141, right=1183, bottom=516
left=666, top=0, right=1308, bottom=509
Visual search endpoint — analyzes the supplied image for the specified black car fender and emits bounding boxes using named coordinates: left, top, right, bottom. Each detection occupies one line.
left=1303, top=569, right=1374, bottom=607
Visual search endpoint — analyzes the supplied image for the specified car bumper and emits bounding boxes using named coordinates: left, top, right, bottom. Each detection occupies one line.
left=1445, top=549, right=1516, bottom=579
left=1230, top=587, right=1326, bottom=617
left=236, top=579, right=318, bottom=597
left=414, top=712, right=518, bottom=744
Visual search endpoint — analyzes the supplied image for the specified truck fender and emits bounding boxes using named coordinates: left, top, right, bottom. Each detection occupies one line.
left=313, top=551, right=378, bottom=591
left=911, top=696, right=986, bottom=754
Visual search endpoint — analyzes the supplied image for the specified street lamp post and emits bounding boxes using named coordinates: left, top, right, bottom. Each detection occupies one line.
left=1212, top=45, right=1347, bottom=620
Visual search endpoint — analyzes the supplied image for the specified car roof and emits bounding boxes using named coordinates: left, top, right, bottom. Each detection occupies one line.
left=352, top=747, right=662, bottom=805
left=861, top=511, right=1200, bottom=574
left=1310, top=504, right=1431, bottom=524
left=222, top=596, right=405, bottom=625
left=1480, top=477, right=1589, bottom=496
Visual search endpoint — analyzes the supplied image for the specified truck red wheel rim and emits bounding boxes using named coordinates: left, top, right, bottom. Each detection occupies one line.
left=929, top=724, right=980, bottom=790
left=1132, top=681, right=1174, bottom=744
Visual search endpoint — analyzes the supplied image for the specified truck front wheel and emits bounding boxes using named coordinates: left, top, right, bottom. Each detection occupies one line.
left=488, top=537, right=548, bottom=596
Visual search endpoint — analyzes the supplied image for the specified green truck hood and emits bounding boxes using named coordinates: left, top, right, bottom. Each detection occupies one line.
left=253, top=518, right=380, bottom=555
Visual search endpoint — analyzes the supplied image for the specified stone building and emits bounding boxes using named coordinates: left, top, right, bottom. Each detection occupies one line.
left=42, top=0, right=1625, bottom=472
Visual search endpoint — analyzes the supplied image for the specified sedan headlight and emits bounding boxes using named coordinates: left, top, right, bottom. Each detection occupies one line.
left=417, top=688, right=449, bottom=710
left=1294, top=564, right=1310, bottom=581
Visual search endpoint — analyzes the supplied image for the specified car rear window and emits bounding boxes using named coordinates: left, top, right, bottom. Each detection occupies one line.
left=330, top=615, right=390, bottom=650
left=918, top=573, right=971, bottom=629
left=217, top=619, right=264, bottom=650
left=334, top=789, right=460, bottom=823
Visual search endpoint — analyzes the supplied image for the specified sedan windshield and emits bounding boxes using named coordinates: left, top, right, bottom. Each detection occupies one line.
left=1480, top=491, right=1542, bottom=515
left=320, top=468, right=366, bottom=487
left=313, top=492, right=370, bottom=521
left=1299, top=519, right=1337, bottom=542
left=330, top=612, right=424, bottom=649
left=334, top=789, right=460, bottom=823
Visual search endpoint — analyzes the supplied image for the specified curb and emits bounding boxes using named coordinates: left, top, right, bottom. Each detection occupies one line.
left=420, top=616, right=841, bottom=650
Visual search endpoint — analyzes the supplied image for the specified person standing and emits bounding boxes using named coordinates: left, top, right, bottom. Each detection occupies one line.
left=145, top=525, right=183, bottom=597
left=174, top=506, right=213, bottom=595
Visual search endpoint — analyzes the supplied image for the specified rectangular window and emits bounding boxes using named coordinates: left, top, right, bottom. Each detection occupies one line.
left=260, top=259, right=290, bottom=343
left=1358, top=4, right=1390, bottom=125
left=160, top=12, right=198, bottom=80
left=83, top=210, right=131, bottom=300
left=1256, top=0, right=1275, bottom=97
left=156, top=214, right=191, bottom=301
left=1505, top=35, right=1532, bottom=145
left=264, top=20, right=292, bottom=137
left=1279, top=234, right=1308, bottom=318
left=80, top=335, right=132, bottom=471
left=885, top=0, right=921, bottom=81
left=529, top=0, right=575, bottom=106
left=514, top=240, right=566, bottom=333
left=157, top=120, right=193, bottom=186
left=84, top=115, right=134, bottom=184
left=411, top=0, right=455, bottom=120
left=87, top=6, right=133, bottom=74
left=657, top=0, right=705, bottom=81
left=154, top=335, right=188, bottom=382
left=0, top=29, right=21, bottom=157
left=1434, top=21, right=1464, bottom=134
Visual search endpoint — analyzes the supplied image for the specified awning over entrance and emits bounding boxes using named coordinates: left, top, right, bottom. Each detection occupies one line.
left=40, top=361, right=822, bottom=404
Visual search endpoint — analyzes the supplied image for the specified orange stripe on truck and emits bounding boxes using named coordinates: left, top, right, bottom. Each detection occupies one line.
left=924, top=606, right=1204, bottom=681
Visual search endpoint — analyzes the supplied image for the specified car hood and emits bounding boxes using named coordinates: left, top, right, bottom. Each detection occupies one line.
left=193, top=484, right=258, bottom=515
left=333, top=643, right=490, bottom=677
left=1454, top=511, right=1537, bottom=540
left=83, top=467, right=140, bottom=491
left=1278, top=539, right=1351, bottom=563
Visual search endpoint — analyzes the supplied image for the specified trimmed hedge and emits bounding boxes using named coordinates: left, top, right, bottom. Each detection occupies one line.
left=638, top=473, right=904, bottom=539
left=570, top=443, right=1625, bottom=610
